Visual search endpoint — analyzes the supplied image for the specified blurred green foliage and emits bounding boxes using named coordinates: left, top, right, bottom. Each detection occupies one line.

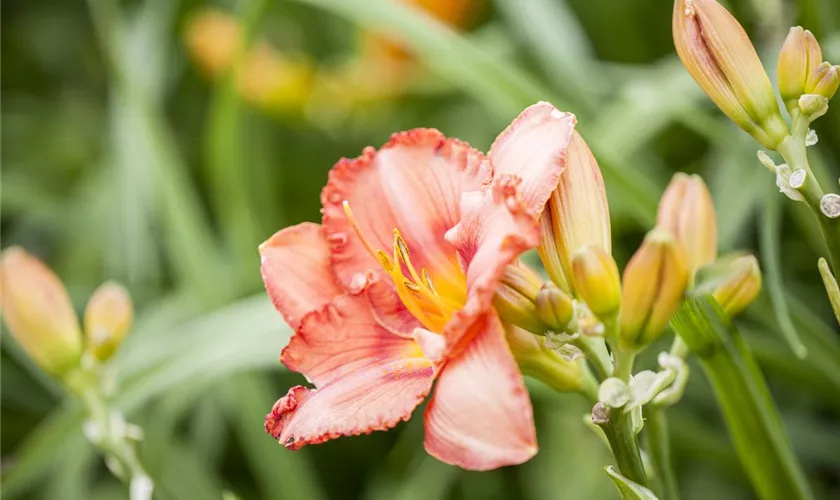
left=2, top=0, right=840, bottom=498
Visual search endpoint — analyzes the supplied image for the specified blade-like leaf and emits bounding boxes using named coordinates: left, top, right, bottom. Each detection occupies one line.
left=605, top=466, right=659, bottom=500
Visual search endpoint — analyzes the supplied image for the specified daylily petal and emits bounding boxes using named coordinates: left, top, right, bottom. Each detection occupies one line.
left=282, top=288, right=425, bottom=387
left=444, top=176, right=541, bottom=351
left=366, top=276, right=424, bottom=338
left=413, top=328, right=446, bottom=364
left=321, top=129, right=491, bottom=291
left=266, top=358, right=434, bottom=449
left=488, top=102, right=577, bottom=216
left=259, top=222, right=342, bottom=329
left=423, top=313, right=537, bottom=470
left=267, top=282, right=436, bottom=449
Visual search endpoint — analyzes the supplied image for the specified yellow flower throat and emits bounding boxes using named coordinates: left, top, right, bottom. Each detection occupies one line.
left=343, top=201, right=461, bottom=331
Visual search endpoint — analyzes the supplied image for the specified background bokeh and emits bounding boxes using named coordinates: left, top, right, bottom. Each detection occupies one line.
left=2, top=0, right=840, bottom=498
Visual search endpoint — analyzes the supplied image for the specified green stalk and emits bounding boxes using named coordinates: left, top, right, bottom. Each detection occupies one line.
left=671, top=297, right=813, bottom=500
left=776, top=111, right=840, bottom=274
left=574, top=335, right=613, bottom=380
left=595, top=405, right=648, bottom=486
left=66, top=367, right=152, bottom=500
left=613, top=350, right=635, bottom=381
left=644, top=405, right=679, bottom=500
left=205, top=0, right=269, bottom=282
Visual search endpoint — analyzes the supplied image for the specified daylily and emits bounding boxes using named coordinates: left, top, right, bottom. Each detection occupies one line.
left=261, top=102, right=577, bottom=470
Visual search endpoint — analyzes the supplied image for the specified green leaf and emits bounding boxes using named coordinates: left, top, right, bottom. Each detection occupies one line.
left=605, top=466, right=659, bottom=500
left=204, top=0, right=269, bottom=281
left=2, top=296, right=291, bottom=497
left=295, top=0, right=561, bottom=118
left=87, top=0, right=232, bottom=302
left=219, top=375, right=327, bottom=500
left=759, top=196, right=808, bottom=357
left=817, top=257, right=840, bottom=326
left=671, top=296, right=813, bottom=500
left=494, top=0, right=605, bottom=111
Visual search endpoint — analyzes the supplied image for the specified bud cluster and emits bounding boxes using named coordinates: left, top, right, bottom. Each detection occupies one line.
left=507, top=132, right=762, bottom=357
left=0, top=247, right=134, bottom=378
left=673, top=0, right=839, bottom=146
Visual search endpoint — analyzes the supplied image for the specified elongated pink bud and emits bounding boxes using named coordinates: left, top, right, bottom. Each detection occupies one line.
left=537, top=131, right=610, bottom=294
left=657, top=173, right=717, bottom=274
left=0, top=247, right=83, bottom=375
left=673, top=0, right=787, bottom=149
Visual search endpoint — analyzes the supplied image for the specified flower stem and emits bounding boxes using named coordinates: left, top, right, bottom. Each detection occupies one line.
left=67, top=367, right=153, bottom=500
left=644, top=405, right=680, bottom=500
left=776, top=113, right=840, bottom=274
left=574, top=335, right=613, bottom=380
left=597, top=406, right=648, bottom=486
left=613, top=349, right=636, bottom=381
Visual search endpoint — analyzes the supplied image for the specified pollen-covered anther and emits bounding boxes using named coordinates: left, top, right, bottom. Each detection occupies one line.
left=342, top=201, right=458, bottom=331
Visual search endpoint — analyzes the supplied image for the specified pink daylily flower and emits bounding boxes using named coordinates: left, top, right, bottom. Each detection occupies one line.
left=261, top=102, right=576, bottom=470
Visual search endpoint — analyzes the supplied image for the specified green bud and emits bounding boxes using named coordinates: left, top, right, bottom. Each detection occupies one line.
left=535, top=284, right=574, bottom=332
left=571, top=245, right=621, bottom=319
left=619, top=229, right=690, bottom=350
left=777, top=27, right=822, bottom=112
left=493, top=265, right=545, bottom=335
left=84, top=281, right=134, bottom=361
left=709, top=255, right=761, bottom=317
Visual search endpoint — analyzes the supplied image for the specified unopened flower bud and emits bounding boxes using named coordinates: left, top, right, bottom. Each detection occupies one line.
left=806, top=63, right=840, bottom=101
left=0, top=247, right=82, bottom=375
left=493, top=265, right=545, bottom=334
left=657, top=173, right=717, bottom=274
left=538, top=131, right=611, bottom=294
left=535, top=284, right=574, bottom=332
left=84, top=282, right=134, bottom=361
left=504, top=324, right=582, bottom=393
left=777, top=27, right=822, bottom=111
left=799, top=94, right=829, bottom=120
left=673, top=0, right=787, bottom=149
left=711, top=255, right=761, bottom=317
left=571, top=245, right=621, bottom=319
left=619, top=230, right=689, bottom=350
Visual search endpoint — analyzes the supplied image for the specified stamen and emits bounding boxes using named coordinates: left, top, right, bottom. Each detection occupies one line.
left=394, top=229, right=423, bottom=286
left=343, top=201, right=378, bottom=260
left=377, top=250, right=394, bottom=272
left=341, top=201, right=462, bottom=331
left=422, top=268, right=437, bottom=295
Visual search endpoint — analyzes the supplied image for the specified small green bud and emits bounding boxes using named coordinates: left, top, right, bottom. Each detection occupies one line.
left=504, top=324, right=583, bottom=393
left=711, top=255, right=761, bottom=317
left=84, top=281, right=134, bottom=361
left=619, top=229, right=690, bottom=350
left=806, top=63, right=840, bottom=101
left=493, top=265, right=546, bottom=334
left=798, top=94, right=829, bottom=120
left=534, top=284, right=574, bottom=332
left=777, top=27, right=822, bottom=112
left=571, top=245, right=621, bottom=319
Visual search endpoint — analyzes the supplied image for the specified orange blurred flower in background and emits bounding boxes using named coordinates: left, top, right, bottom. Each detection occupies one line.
left=185, top=0, right=483, bottom=119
